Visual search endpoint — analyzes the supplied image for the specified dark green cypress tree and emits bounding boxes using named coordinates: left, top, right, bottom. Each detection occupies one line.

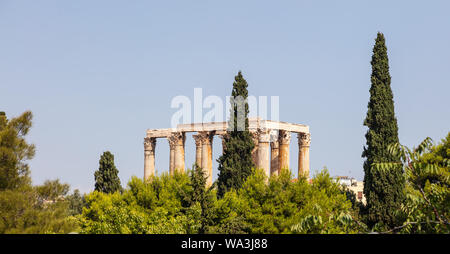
left=217, top=71, right=255, bottom=198
left=362, top=32, right=405, bottom=228
left=94, top=151, right=122, bottom=193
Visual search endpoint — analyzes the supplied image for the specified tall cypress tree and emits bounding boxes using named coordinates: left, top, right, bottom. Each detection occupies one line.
left=217, top=71, right=255, bottom=198
left=94, top=151, right=122, bottom=193
left=362, top=32, right=405, bottom=228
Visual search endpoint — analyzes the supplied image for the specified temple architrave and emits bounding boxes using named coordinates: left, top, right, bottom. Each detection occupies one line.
left=144, top=118, right=310, bottom=187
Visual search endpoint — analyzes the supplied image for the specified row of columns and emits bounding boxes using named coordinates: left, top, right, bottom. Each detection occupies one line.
left=251, top=130, right=309, bottom=177
left=144, top=130, right=311, bottom=184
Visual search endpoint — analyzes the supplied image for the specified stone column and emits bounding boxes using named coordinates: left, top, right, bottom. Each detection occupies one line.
left=168, top=136, right=176, bottom=175
left=193, top=134, right=203, bottom=168
left=278, top=130, right=291, bottom=172
left=175, top=132, right=186, bottom=173
left=270, top=140, right=279, bottom=176
left=207, top=135, right=213, bottom=184
left=144, top=137, right=156, bottom=180
left=169, top=132, right=186, bottom=174
left=257, top=130, right=271, bottom=177
left=251, top=131, right=259, bottom=166
left=298, top=133, right=311, bottom=179
left=198, top=131, right=214, bottom=187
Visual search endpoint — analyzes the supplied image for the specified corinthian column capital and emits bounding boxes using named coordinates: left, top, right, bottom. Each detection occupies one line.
left=197, top=131, right=214, bottom=144
left=193, top=134, right=203, bottom=147
left=278, top=130, right=291, bottom=144
left=168, top=132, right=185, bottom=147
left=298, top=133, right=311, bottom=147
left=258, top=129, right=271, bottom=143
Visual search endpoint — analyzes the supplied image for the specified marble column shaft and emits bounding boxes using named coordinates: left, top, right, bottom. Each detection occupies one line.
left=278, top=130, right=291, bottom=172
left=168, top=139, right=175, bottom=175
left=193, top=134, right=203, bottom=168
left=251, top=131, right=259, bottom=167
left=169, top=132, right=186, bottom=174
left=257, top=130, right=271, bottom=178
left=298, top=133, right=311, bottom=179
left=144, top=137, right=156, bottom=180
left=198, top=131, right=214, bottom=187
left=270, top=140, right=279, bottom=176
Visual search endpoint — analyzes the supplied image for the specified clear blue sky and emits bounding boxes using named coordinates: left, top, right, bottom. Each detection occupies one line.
left=1, top=1, right=449, bottom=193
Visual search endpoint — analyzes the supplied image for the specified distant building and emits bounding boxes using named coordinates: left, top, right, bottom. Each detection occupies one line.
left=333, top=176, right=366, bottom=204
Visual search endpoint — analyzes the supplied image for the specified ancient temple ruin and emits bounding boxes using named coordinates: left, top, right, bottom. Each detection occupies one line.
left=144, top=118, right=310, bottom=186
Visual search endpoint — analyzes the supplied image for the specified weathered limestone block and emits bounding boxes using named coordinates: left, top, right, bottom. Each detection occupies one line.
left=174, top=118, right=309, bottom=135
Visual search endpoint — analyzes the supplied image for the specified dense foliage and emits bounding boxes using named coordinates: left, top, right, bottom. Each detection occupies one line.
left=79, top=167, right=361, bottom=234
left=374, top=133, right=450, bottom=233
left=0, top=111, right=35, bottom=190
left=80, top=172, right=195, bottom=234
left=217, top=71, right=255, bottom=198
left=94, top=151, right=122, bottom=194
left=362, top=32, right=405, bottom=228
left=66, top=189, right=86, bottom=216
left=185, top=164, right=216, bottom=233
left=0, top=179, right=80, bottom=234
left=0, top=111, right=80, bottom=233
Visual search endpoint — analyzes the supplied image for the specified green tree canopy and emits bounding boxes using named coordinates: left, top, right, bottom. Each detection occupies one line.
left=66, top=189, right=86, bottom=216
left=80, top=172, right=194, bottom=234
left=185, top=164, right=216, bottom=233
left=373, top=133, right=450, bottom=233
left=0, top=180, right=78, bottom=234
left=35, top=179, right=70, bottom=202
left=0, top=111, right=35, bottom=190
left=212, top=169, right=360, bottom=234
left=94, top=151, right=122, bottom=194
left=79, top=168, right=361, bottom=234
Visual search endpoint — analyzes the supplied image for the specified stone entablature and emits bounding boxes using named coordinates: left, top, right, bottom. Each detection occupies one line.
left=146, top=118, right=309, bottom=138
left=143, top=118, right=310, bottom=186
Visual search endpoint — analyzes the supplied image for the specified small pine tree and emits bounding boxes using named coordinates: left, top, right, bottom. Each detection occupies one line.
left=190, top=164, right=208, bottom=203
left=188, top=164, right=215, bottom=233
left=94, top=151, right=122, bottom=193
left=217, top=71, right=255, bottom=198
left=362, top=32, right=405, bottom=228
